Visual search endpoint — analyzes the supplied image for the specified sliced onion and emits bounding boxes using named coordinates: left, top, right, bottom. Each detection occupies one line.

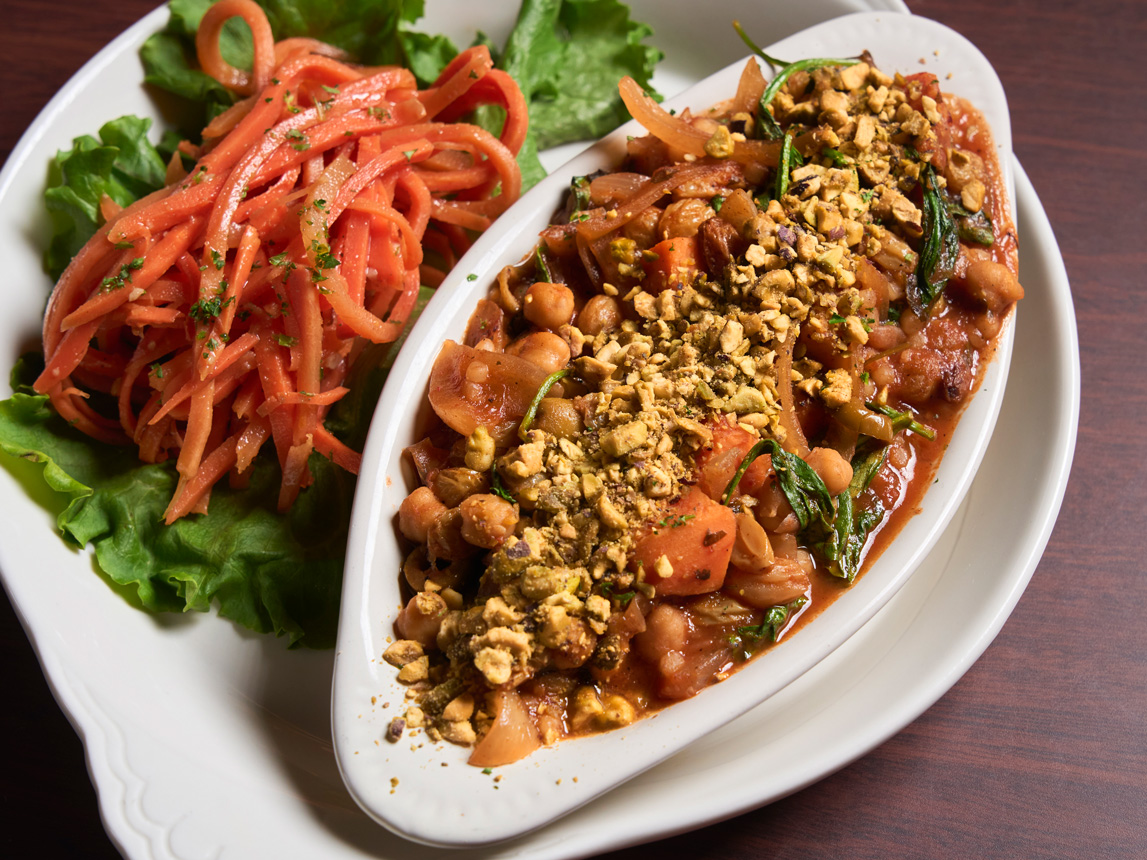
left=589, top=171, right=650, bottom=206
left=775, top=335, right=810, bottom=457
left=731, top=58, right=766, bottom=115
left=469, top=690, right=541, bottom=767
left=618, top=76, right=779, bottom=168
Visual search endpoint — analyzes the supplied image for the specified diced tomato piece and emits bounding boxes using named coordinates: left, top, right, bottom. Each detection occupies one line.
left=903, top=72, right=941, bottom=108
left=641, top=236, right=700, bottom=294
left=632, top=488, right=736, bottom=595
left=693, top=417, right=771, bottom=500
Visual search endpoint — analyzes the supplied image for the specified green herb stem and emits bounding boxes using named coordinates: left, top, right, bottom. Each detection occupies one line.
left=518, top=369, right=569, bottom=440
left=721, top=439, right=770, bottom=504
left=731, top=21, right=790, bottom=69
left=758, top=55, right=860, bottom=140
left=535, top=245, right=553, bottom=284
left=775, top=132, right=798, bottom=199
left=866, top=402, right=936, bottom=440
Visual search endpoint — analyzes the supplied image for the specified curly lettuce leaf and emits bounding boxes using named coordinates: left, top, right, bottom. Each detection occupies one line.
left=500, top=0, right=662, bottom=150
left=43, top=116, right=167, bottom=279
left=0, top=358, right=349, bottom=647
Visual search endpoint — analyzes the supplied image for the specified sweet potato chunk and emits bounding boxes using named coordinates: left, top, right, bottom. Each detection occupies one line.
left=633, top=488, right=736, bottom=595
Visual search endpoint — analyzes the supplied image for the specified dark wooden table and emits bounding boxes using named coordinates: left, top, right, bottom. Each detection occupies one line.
left=2, top=1, right=1143, bottom=858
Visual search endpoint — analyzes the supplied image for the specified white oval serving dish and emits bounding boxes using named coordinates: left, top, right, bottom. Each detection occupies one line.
left=333, top=10, right=1016, bottom=847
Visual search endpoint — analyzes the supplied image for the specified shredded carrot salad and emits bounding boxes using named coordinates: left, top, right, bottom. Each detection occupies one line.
left=33, top=0, right=527, bottom=523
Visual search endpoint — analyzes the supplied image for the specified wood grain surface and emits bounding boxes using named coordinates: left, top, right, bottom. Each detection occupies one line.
left=1, top=1, right=1144, bottom=858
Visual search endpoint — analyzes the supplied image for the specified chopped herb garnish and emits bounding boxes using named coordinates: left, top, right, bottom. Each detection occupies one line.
left=99, top=257, right=145, bottom=293
left=599, top=582, right=636, bottom=608
left=188, top=296, right=224, bottom=323
left=285, top=129, right=310, bottom=151
left=491, top=467, right=515, bottom=503
left=275, top=334, right=299, bottom=347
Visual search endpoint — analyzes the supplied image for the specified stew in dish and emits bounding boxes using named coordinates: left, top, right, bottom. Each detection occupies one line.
left=384, top=52, right=1022, bottom=766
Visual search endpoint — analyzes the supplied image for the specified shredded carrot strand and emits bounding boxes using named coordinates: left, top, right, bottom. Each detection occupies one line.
left=35, top=12, right=525, bottom=521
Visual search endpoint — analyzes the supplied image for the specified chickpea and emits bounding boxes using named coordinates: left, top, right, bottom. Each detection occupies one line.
left=805, top=447, right=854, bottom=496
left=427, top=508, right=478, bottom=562
left=634, top=604, right=688, bottom=663
left=531, top=397, right=583, bottom=439
left=505, top=331, right=571, bottom=375
left=577, top=294, right=622, bottom=337
left=459, top=494, right=519, bottom=548
left=398, top=486, right=447, bottom=543
left=963, top=260, right=1024, bottom=312
left=730, top=510, right=775, bottom=572
left=868, top=357, right=898, bottom=390
left=658, top=198, right=715, bottom=240
left=975, top=311, right=1002, bottom=339
left=522, top=282, right=575, bottom=330
left=396, top=591, right=448, bottom=649
left=756, top=476, right=797, bottom=533
left=430, top=467, right=488, bottom=508
left=622, top=206, right=661, bottom=248
left=866, top=322, right=905, bottom=351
